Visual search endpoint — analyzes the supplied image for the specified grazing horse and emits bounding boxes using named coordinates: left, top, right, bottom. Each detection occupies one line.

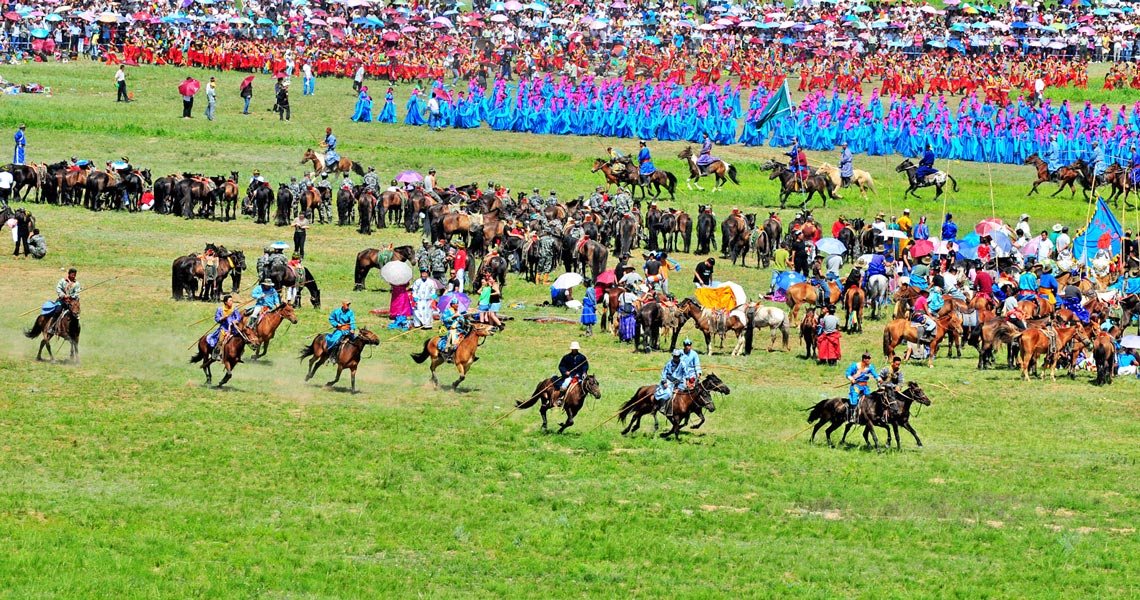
left=617, top=373, right=730, bottom=438
left=816, top=162, right=877, bottom=199
left=896, top=159, right=959, bottom=200
left=250, top=303, right=298, bottom=360
left=1024, top=154, right=1087, bottom=199
left=516, top=373, right=602, bottom=433
left=410, top=322, right=496, bottom=389
left=353, top=246, right=414, bottom=291
left=301, top=149, right=365, bottom=179
left=678, top=145, right=739, bottom=192
left=764, top=160, right=837, bottom=209
left=25, top=298, right=81, bottom=363
left=738, top=303, right=791, bottom=355
left=842, top=286, right=866, bottom=333
left=190, top=319, right=260, bottom=387
left=299, top=329, right=381, bottom=393
left=882, top=314, right=961, bottom=366
left=785, top=281, right=841, bottom=325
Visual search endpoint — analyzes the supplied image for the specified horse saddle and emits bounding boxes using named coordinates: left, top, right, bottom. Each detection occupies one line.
left=469, top=213, right=484, bottom=227
left=574, top=239, right=588, bottom=254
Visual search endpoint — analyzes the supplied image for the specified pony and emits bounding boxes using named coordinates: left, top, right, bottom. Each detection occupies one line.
left=189, top=318, right=260, bottom=387
left=764, top=159, right=837, bottom=209
left=516, top=374, right=602, bottom=433
left=299, top=328, right=381, bottom=393
left=25, top=298, right=81, bottom=363
left=784, top=281, right=841, bottom=325
left=842, top=285, right=865, bottom=333
left=409, top=322, right=496, bottom=389
left=353, top=245, right=415, bottom=290
left=590, top=158, right=677, bottom=200
left=695, top=207, right=717, bottom=255
left=805, top=390, right=890, bottom=451
left=678, top=145, right=740, bottom=192
left=301, top=148, right=365, bottom=179
left=800, top=307, right=818, bottom=359
left=617, top=373, right=730, bottom=438
left=896, top=158, right=959, bottom=201
left=269, top=261, right=321, bottom=309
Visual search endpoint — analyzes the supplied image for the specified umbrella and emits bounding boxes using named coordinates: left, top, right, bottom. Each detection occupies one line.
left=816, top=237, right=847, bottom=255
left=553, top=272, right=584, bottom=290
left=380, top=260, right=414, bottom=285
left=29, top=27, right=50, bottom=38
left=396, top=170, right=422, bottom=183
left=490, top=13, right=508, bottom=21
left=240, top=75, right=255, bottom=90
left=4, top=11, right=21, bottom=20
left=774, top=271, right=806, bottom=291
left=956, top=239, right=980, bottom=260
left=438, top=292, right=471, bottom=313
left=910, top=239, right=935, bottom=258
left=505, top=0, right=523, bottom=9
left=596, top=269, right=617, bottom=286
left=97, top=12, right=119, bottom=23
left=178, top=79, right=201, bottom=98
left=991, top=230, right=1013, bottom=252
left=45, top=13, right=62, bottom=21
left=881, top=229, right=908, bottom=239
left=1121, top=335, right=1140, bottom=349
left=271, top=241, right=290, bottom=251
left=975, top=219, right=1004, bottom=236
left=382, top=30, right=400, bottom=40
left=309, top=17, right=327, bottom=24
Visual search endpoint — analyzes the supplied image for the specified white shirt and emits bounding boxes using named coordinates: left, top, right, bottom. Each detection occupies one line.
left=0, top=171, right=13, bottom=189
left=302, top=64, right=312, bottom=78
left=1055, top=233, right=1071, bottom=253
left=1037, top=238, right=1054, bottom=260
left=115, top=69, right=125, bottom=83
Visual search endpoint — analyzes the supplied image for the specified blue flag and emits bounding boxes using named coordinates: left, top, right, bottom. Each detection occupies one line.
left=1073, top=197, right=1123, bottom=267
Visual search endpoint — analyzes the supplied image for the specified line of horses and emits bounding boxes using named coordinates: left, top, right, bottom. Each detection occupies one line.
left=1024, top=153, right=1138, bottom=207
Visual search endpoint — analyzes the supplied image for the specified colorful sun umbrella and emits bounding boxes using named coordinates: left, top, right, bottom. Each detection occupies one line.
left=178, top=78, right=201, bottom=96
left=910, top=239, right=935, bottom=258
left=396, top=170, right=422, bottom=183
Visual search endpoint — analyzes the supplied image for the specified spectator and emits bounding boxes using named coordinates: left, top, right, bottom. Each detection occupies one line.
left=28, top=227, right=46, bottom=259
left=115, top=65, right=129, bottom=102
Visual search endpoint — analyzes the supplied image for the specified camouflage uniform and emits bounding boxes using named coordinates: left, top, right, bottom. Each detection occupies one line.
left=568, top=223, right=584, bottom=241
left=362, top=172, right=380, bottom=195
left=428, top=245, right=448, bottom=280
left=545, top=193, right=558, bottom=207
left=527, top=190, right=542, bottom=207
left=256, top=249, right=272, bottom=281
left=612, top=191, right=633, bottom=216
left=415, top=244, right=431, bottom=272
left=315, top=177, right=333, bottom=223
left=586, top=191, right=605, bottom=212
left=537, top=235, right=557, bottom=274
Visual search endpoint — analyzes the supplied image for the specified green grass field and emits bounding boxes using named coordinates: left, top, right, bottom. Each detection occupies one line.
left=1, top=60, right=1139, bottom=598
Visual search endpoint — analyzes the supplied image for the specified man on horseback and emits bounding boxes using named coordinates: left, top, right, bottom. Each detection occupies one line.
left=587, top=186, right=606, bottom=212
left=915, top=144, right=938, bottom=182
left=1017, top=260, right=1042, bottom=315
left=424, top=168, right=442, bottom=203
left=785, top=137, right=809, bottom=190
left=326, top=299, right=356, bottom=358
left=248, top=169, right=267, bottom=194
left=680, top=338, right=702, bottom=382
left=441, top=296, right=468, bottom=362
left=656, top=349, right=688, bottom=415
left=845, top=352, right=881, bottom=424
left=637, top=140, right=656, bottom=186
left=321, top=127, right=339, bottom=170
left=208, top=294, right=242, bottom=361
left=249, top=279, right=280, bottom=327
left=696, top=133, right=720, bottom=175
left=911, top=294, right=938, bottom=346
left=607, top=146, right=631, bottom=176
left=551, top=341, right=589, bottom=407
left=48, top=267, right=81, bottom=334
left=362, top=166, right=380, bottom=195
left=1044, top=134, right=1063, bottom=179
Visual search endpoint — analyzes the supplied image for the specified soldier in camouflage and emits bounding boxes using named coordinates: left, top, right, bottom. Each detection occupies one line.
left=428, top=241, right=448, bottom=281
left=545, top=190, right=558, bottom=207
left=586, top=186, right=606, bottom=212
left=362, top=166, right=380, bottom=195
left=612, top=187, right=633, bottom=216
left=315, top=173, right=333, bottom=223
left=537, top=234, right=557, bottom=285
left=527, top=187, right=542, bottom=207
left=415, top=239, right=431, bottom=273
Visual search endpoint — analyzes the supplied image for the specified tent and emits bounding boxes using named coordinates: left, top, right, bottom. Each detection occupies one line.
left=1073, top=198, right=1123, bottom=267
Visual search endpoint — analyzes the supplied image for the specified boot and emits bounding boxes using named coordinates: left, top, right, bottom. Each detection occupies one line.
left=210, top=343, right=222, bottom=361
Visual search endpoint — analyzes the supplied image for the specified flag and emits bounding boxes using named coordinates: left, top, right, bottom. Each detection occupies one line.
left=751, top=80, right=792, bottom=130
left=1073, top=197, right=1123, bottom=267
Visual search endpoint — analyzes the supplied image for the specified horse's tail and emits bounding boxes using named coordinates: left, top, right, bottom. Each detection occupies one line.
left=780, top=312, right=791, bottom=348
left=189, top=337, right=205, bottom=363
left=517, top=381, right=547, bottom=410
left=352, top=161, right=365, bottom=176
left=618, top=392, right=642, bottom=424
left=804, top=398, right=830, bottom=424
left=727, top=163, right=739, bottom=185
left=298, top=341, right=315, bottom=360
left=882, top=325, right=893, bottom=357
left=666, top=170, right=677, bottom=192
left=24, top=316, right=43, bottom=339
left=410, top=339, right=431, bottom=363
left=743, top=305, right=756, bottom=355
left=592, top=245, right=608, bottom=283
left=948, top=174, right=959, bottom=192
left=171, top=260, right=182, bottom=300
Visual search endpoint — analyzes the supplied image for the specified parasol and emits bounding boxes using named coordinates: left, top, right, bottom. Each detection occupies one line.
left=178, top=78, right=201, bottom=96
left=240, top=75, right=255, bottom=90
left=380, top=260, right=414, bottom=285
left=773, top=271, right=806, bottom=291
left=880, top=229, right=908, bottom=239
left=438, top=292, right=471, bottom=313
left=271, top=241, right=290, bottom=250
left=596, top=269, right=617, bottom=286
left=552, top=272, right=584, bottom=290
left=910, top=239, right=934, bottom=258
left=975, top=219, right=1004, bottom=236
left=815, top=237, right=846, bottom=255
left=396, top=170, right=422, bottom=183
left=1120, top=335, right=1140, bottom=350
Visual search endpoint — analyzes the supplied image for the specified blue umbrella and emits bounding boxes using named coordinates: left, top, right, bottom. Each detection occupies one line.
left=956, top=240, right=979, bottom=260
left=816, top=237, right=847, bottom=255
left=257, top=17, right=273, bottom=24
left=44, top=13, right=63, bottom=22
left=1011, top=20, right=1030, bottom=28
left=774, top=271, right=806, bottom=291
left=29, top=28, right=50, bottom=38
left=853, top=4, right=872, bottom=12
left=991, top=230, right=1013, bottom=252
left=645, top=35, right=661, bottom=45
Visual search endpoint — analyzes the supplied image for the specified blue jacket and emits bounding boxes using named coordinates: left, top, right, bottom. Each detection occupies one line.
left=941, top=221, right=958, bottom=241
left=251, top=285, right=280, bottom=308
left=326, top=307, right=356, bottom=346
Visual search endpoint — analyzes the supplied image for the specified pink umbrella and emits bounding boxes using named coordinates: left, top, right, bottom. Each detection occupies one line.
left=309, top=17, right=327, bottom=25
left=400, top=25, right=417, bottom=32
left=178, top=78, right=201, bottom=97
left=910, top=239, right=934, bottom=258
left=505, top=0, right=523, bottom=10
left=328, top=16, right=346, bottom=24
left=1021, top=237, right=1040, bottom=257
left=382, top=30, right=399, bottom=40
left=975, top=219, right=1005, bottom=236
left=490, top=13, right=508, bottom=22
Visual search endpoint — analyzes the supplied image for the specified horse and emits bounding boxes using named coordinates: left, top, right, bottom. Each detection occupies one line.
left=516, top=374, right=602, bottom=433
left=613, top=213, right=640, bottom=258
left=378, top=190, right=405, bottom=228
left=896, top=159, right=959, bottom=200
left=358, top=189, right=377, bottom=234
left=673, top=297, right=720, bottom=354
left=800, top=307, right=818, bottom=359
left=678, top=145, right=739, bottom=192
left=1017, top=325, right=1089, bottom=381
left=409, top=322, right=496, bottom=389
left=842, top=285, right=866, bottom=333
left=4, top=163, right=42, bottom=201
left=617, top=373, right=729, bottom=439
left=784, top=281, right=840, bottom=325
left=299, top=328, right=381, bottom=393
left=336, top=185, right=356, bottom=226
left=876, top=382, right=933, bottom=449
left=805, top=390, right=889, bottom=449
left=301, top=148, right=365, bottom=179
left=250, top=303, right=298, bottom=360
left=737, top=303, right=791, bottom=355
left=881, top=314, right=961, bottom=367
left=695, top=207, right=717, bottom=255
left=590, top=158, right=676, bottom=200
left=353, top=246, right=415, bottom=291
left=171, top=249, right=245, bottom=301
left=249, top=181, right=274, bottom=224
left=1023, top=154, right=1087, bottom=199
left=634, top=300, right=665, bottom=353
left=572, top=239, right=609, bottom=284
left=719, top=212, right=751, bottom=264
left=1102, top=164, right=1134, bottom=208
left=1092, top=331, right=1116, bottom=386
left=189, top=319, right=260, bottom=387
left=864, top=272, right=891, bottom=320
left=274, top=185, right=294, bottom=226
left=816, top=162, right=877, bottom=199
left=269, top=262, right=321, bottom=309
left=766, top=160, right=837, bottom=209
left=25, top=298, right=81, bottom=363
left=173, top=175, right=219, bottom=219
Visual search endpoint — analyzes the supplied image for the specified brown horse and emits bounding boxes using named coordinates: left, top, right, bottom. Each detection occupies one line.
left=673, top=297, right=716, bottom=353
left=409, top=323, right=496, bottom=389
left=378, top=190, right=405, bottom=228
left=516, top=374, right=602, bottom=433
left=1102, top=164, right=1134, bottom=208
left=800, top=307, right=818, bottom=359
left=616, top=373, right=729, bottom=439
left=250, top=303, right=298, bottom=360
left=764, top=160, right=837, bottom=209
left=590, top=158, right=676, bottom=200
left=301, top=149, right=365, bottom=179
left=1092, top=331, right=1117, bottom=386
left=804, top=390, right=890, bottom=449
left=218, top=172, right=240, bottom=220
left=25, top=298, right=81, bottom=363
left=678, top=145, right=739, bottom=192
left=1024, top=153, right=1087, bottom=198
left=881, top=314, right=961, bottom=366
left=891, top=285, right=921, bottom=319
left=299, top=328, right=381, bottom=393
left=353, top=245, right=414, bottom=291
left=842, top=286, right=865, bottom=333
left=190, top=318, right=260, bottom=387
left=785, top=281, right=840, bottom=325
left=1017, top=325, right=1089, bottom=381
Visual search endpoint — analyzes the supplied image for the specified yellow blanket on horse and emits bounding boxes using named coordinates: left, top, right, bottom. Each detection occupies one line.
left=694, top=286, right=738, bottom=311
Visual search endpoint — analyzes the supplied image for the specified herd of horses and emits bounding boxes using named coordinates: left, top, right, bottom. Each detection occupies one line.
left=1023, top=153, right=1139, bottom=207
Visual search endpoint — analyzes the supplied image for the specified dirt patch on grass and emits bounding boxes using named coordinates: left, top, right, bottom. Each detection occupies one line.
left=700, top=504, right=749, bottom=514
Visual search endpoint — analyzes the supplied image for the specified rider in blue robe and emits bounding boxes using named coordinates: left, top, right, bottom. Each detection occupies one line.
left=915, top=144, right=938, bottom=180
left=696, top=133, right=720, bottom=172
left=323, top=130, right=339, bottom=168
left=1045, top=134, right=1062, bottom=175
left=206, top=301, right=243, bottom=353
left=326, top=301, right=356, bottom=350
left=637, top=141, right=656, bottom=184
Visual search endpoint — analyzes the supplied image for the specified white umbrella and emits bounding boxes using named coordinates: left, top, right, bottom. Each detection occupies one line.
left=1121, top=335, right=1140, bottom=349
left=553, top=272, right=584, bottom=290
left=881, top=229, right=908, bottom=239
left=815, top=237, right=846, bottom=255
left=380, top=260, right=414, bottom=285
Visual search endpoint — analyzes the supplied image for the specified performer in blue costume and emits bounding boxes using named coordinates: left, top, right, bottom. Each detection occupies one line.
left=351, top=87, right=373, bottom=122
left=326, top=299, right=357, bottom=353
left=637, top=140, right=656, bottom=185
left=12, top=124, right=26, bottom=165
left=404, top=87, right=426, bottom=126
left=915, top=143, right=938, bottom=180
left=377, top=87, right=397, bottom=123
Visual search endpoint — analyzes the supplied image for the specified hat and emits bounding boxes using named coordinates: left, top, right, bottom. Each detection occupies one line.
left=903, top=208, right=910, bottom=214
left=862, top=352, right=872, bottom=359
left=569, top=341, right=580, bottom=350
left=683, top=338, right=693, bottom=346
left=855, top=257, right=868, bottom=268
left=876, top=212, right=885, bottom=219
left=419, top=268, right=428, bottom=273
left=429, top=168, right=436, bottom=173
left=264, top=245, right=273, bottom=252
left=325, top=127, right=332, bottom=133
left=261, top=279, right=274, bottom=286
left=945, top=213, right=953, bottom=220
left=1020, top=213, right=1030, bottom=221
left=1052, top=224, right=1063, bottom=233
left=672, top=349, right=682, bottom=356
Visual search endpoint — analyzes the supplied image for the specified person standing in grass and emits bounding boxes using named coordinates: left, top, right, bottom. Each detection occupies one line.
left=181, top=78, right=195, bottom=119
left=205, top=77, right=217, bottom=121
left=291, top=212, right=309, bottom=258
left=12, top=123, right=26, bottom=165
left=581, top=279, right=597, bottom=337
left=240, top=78, right=253, bottom=114
left=277, top=81, right=291, bottom=121
left=115, top=65, right=129, bottom=102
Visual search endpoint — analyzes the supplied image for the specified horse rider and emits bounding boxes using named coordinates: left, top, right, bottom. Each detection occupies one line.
left=321, top=127, right=339, bottom=170
left=785, top=137, right=809, bottom=189
left=208, top=294, right=242, bottom=361
left=424, top=168, right=442, bottom=202
left=268, top=245, right=288, bottom=274
left=607, top=146, right=631, bottom=175
left=551, top=341, right=589, bottom=407
left=362, top=166, right=380, bottom=195
left=844, top=258, right=864, bottom=295
left=637, top=140, right=656, bottom=186
left=111, top=156, right=132, bottom=208
left=47, top=267, right=81, bottom=334
left=915, top=143, right=938, bottom=181
left=911, top=297, right=938, bottom=346
left=249, top=279, right=280, bottom=326
left=586, top=186, right=606, bottom=212
left=612, top=187, right=633, bottom=217
left=545, top=189, right=558, bottom=207
left=679, top=338, right=702, bottom=383
left=316, top=173, right=333, bottom=221
left=285, top=253, right=305, bottom=304
left=526, top=186, right=542, bottom=207
left=656, top=349, right=688, bottom=415
left=838, top=141, right=854, bottom=188
left=440, top=296, right=468, bottom=362
left=248, top=169, right=267, bottom=194
left=845, top=352, right=881, bottom=423
left=1129, top=144, right=1140, bottom=192
left=1017, top=260, right=1042, bottom=315
left=696, top=132, right=719, bottom=175
left=326, top=299, right=356, bottom=357
left=811, top=255, right=829, bottom=308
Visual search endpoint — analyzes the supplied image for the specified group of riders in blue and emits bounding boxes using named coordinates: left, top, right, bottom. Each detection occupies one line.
left=655, top=340, right=702, bottom=413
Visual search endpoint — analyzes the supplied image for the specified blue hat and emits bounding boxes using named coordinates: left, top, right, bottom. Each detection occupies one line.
left=672, top=349, right=682, bottom=356
left=683, top=338, right=693, bottom=345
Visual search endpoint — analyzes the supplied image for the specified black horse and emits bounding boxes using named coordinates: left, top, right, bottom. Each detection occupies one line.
left=633, top=301, right=665, bottom=353
left=896, top=159, right=959, bottom=201
left=4, top=163, right=42, bottom=201
left=695, top=206, right=716, bottom=255
left=269, top=261, right=321, bottom=308
left=274, top=185, right=294, bottom=226
left=249, top=182, right=274, bottom=224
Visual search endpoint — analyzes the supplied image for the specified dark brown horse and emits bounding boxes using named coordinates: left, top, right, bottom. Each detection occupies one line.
left=678, top=145, right=739, bottom=192
left=617, top=373, right=730, bottom=439
left=800, top=307, right=818, bottom=359
left=764, top=160, right=837, bottom=209
left=896, top=159, right=958, bottom=201
left=299, top=328, right=381, bottom=393
left=410, top=323, right=496, bottom=389
left=842, top=285, right=865, bottom=333
left=353, top=245, right=414, bottom=291
left=25, top=298, right=81, bottom=363
left=1092, top=331, right=1116, bottom=386
left=590, top=158, right=676, bottom=200
left=190, top=318, right=260, bottom=387
left=516, top=374, right=602, bottom=433
left=1024, top=153, right=1088, bottom=198
left=719, top=213, right=751, bottom=264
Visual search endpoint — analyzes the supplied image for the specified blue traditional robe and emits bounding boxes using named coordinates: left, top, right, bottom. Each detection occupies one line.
left=351, top=92, right=373, bottom=122
left=326, top=307, right=356, bottom=347
left=207, top=306, right=242, bottom=347
left=638, top=146, right=656, bottom=175
left=13, top=129, right=25, bottom=165
left=915, top=148, right=937, bottom=179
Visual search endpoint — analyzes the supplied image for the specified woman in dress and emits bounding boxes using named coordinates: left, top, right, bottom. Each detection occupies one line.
left=376, top=87, right=397, bottom=123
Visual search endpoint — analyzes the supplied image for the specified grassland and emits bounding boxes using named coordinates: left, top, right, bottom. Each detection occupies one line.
left=0, top=60, right=1138, bottom=598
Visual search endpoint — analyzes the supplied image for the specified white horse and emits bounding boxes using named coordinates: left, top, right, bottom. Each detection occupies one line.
left=865, top=273, right=892, bottom=320
left=817, top=162, right=877, bottom=200
left=732, top=304, right=791, bottom=355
